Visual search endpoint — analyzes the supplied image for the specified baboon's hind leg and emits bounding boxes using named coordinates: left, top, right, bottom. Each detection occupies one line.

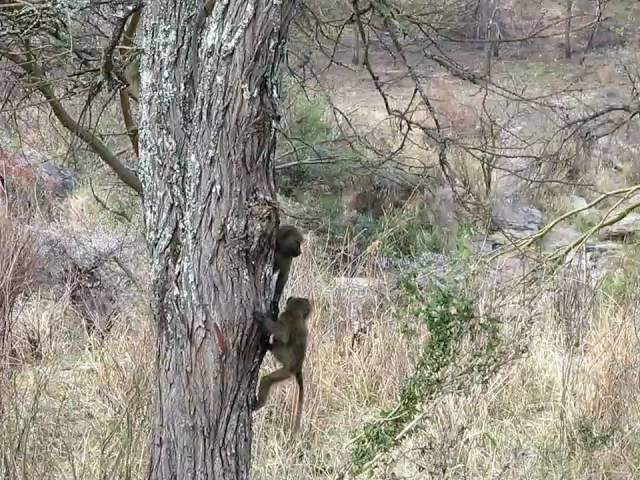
left=253, top=368, right=291, bottom=411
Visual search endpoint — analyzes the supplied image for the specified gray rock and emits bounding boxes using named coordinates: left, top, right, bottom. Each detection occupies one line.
left=487, top=222, right=596, bottom=254
left=487, top=181, right=544, bottom=249
left=0, top=149, right=79, bottom=200
left=598, top=212, right=640, bottom=241
left=563, top=194, right=588, bottom=212
left=589, top=241, right=624, bottom=255
left=541, top=224, right=584, bottom=251
left=487, top=229, right=533, bottom=248
left=492, top=200, right=544, bottom=232
left=39, top=161, right=79, bottom=195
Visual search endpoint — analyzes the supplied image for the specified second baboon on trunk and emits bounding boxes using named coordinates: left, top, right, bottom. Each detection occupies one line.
left=253, top=297, right=312, bottom=433
left=272, top=225, right=304, bottom=319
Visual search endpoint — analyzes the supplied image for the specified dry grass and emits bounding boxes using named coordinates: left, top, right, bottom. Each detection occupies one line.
left=1, top=214, right=638, bottom=480
left=252, top=241, right=417, bottom=479
left=0, top=215, right=39, bottom=363
left=1, top=290, right=153, bottom=480
left=3, top=7, right=640, bottom=477
left=362, top=263, right=640, bottom=479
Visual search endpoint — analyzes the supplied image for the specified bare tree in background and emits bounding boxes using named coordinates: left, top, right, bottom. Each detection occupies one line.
left=565, top=0, right=574, bottom=58
left=0, top=1, right=144, bottom=194
left=479, top=0, right=491, bottom=70
left=0, top=0, right=626, bottom=206
left=139, top=0, right=296, bottom=478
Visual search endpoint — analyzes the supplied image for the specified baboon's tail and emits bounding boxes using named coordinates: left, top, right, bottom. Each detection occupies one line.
left=293, top=371, right=304, bottom=433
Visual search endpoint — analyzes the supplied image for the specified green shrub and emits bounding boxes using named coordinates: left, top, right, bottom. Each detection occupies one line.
left=351, top=281, right=503, bottom=474
left=576, top=417, right=615, bottom=451
left=574, top=214, right=598, bottom=234
left=600, top=270, right=628, bottom=298
left=276, top=79, right=362, bottom=192
left=363, top=211, right=442, bottom=257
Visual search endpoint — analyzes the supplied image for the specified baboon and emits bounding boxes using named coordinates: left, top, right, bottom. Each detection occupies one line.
left=272, top=225, right=304, bottom=320
left=253, top=297, right=313, bottom=433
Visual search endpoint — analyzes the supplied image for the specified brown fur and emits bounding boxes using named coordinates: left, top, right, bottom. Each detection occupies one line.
left=253, top=297, right=312, bottom=433
left=272, top=225, right=304, bottom=319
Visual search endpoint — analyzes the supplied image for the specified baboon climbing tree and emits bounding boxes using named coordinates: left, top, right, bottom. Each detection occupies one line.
left=140, top=0, right=296, bottom=478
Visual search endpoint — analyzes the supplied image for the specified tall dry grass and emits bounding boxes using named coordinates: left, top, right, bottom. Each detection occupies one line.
left=0, top=215, right=39, bottom=364
left=0, top=214, right=39, bottom=478
left=361, top=258, right=640, bottom=480
left=1, top=214, right=639, bottom=479
left=0, top=291, right=153, bottom=480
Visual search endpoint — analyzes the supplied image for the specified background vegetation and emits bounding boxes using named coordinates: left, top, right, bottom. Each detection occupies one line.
left=2, top=0, right=640, bottom=478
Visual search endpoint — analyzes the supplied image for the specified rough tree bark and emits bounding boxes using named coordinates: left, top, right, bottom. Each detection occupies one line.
left=139, top=0, right=296, bottom=478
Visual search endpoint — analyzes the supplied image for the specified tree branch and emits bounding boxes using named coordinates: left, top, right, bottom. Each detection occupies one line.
left=117, top=6, right=143, bottom=158
left=1, top=50, right=143, bottom=195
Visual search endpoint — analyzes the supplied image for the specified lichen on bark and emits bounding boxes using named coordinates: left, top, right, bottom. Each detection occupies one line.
left=139, top=0, right=297, bottom=478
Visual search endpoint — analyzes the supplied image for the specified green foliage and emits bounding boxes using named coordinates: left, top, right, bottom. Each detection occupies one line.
left=576, top=417, right=615, bottom=451
left=574, top=214, right=598, bottom=234
left=611, top=25, right=626, bottom=43
left=277, top=79, right=362, bottom=191
left=363, top=211, right=445, bottom=258
left=312, top=196, right=449, bottom=265
left=364, top=210, right=445, bottom=257
left=284, top=84, right=333, bottom=146
left=600, top=270, right=628, bottom=298
left=599, top=248, right=640, bottom=300
left=366, top=216, right=476, bottom=261
left=350, top=281, right=503, bottom=474
left=451, top=223, right=477, bottom=265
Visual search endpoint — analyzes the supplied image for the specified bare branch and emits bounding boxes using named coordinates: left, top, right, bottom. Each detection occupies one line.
left=1, top=49, right=142, bottom=194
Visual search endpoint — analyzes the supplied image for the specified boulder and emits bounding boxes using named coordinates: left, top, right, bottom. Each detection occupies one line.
left=39, top=161, right=79, bottom=195
left=563, top=194, right=588, bottom=211
left=492, top=199, right=544, bottom=233
left=541, top=223, right=595, bottom=252
left=598, top=212, right=640, bottom=241
left=0, top=148, right=79, bottom=200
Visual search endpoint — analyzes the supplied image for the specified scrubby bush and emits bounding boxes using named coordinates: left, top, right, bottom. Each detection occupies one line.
left=276, top=79, right=363, bottom=194
left=351, top=281, right=504, bottom=474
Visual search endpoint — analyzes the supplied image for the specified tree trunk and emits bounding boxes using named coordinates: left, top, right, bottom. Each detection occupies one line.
left=352, top=26, right=360, bottom=65
left=140, top=1, right=296, bottom=478
left=565, top=0, right=573, bottom=59
left=479, top=0, right=492, bottom=75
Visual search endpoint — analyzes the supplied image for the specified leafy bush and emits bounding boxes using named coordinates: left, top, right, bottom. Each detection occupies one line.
left=318, top=206, right=447, bottom=267
left=576, top=417, right=615, bottom=452
left=366, top=210, right=445, bottom=258
left=276, top=79, right=362, bottom=192
left=574, top=214, right=598, bottom=234
left=351, top=281, right=503, bottom=474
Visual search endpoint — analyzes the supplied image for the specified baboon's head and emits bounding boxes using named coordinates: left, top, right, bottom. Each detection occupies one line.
left=276, top=225, right=304, bottom=257
left=285, top=296, right=312, bottom=318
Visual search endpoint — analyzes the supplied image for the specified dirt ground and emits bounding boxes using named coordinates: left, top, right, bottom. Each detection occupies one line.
left=304, top=0, right=640, bottom=139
